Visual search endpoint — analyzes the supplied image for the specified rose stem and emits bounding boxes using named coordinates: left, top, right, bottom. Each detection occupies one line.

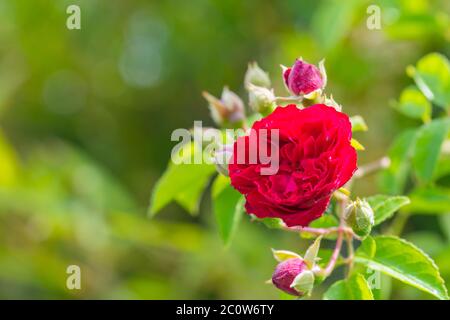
left=322, top=226, right=344, bottom=277
left=353, top=156, right=390, bottom=179
left=345, top=232, right=354, bottom=277
left=282, top=225, right=355, bottom=237
left=274, top=96, right=303, bottom=104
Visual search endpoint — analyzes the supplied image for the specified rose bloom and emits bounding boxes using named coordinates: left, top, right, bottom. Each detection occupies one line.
left=229, top=104, right=357, bottom=227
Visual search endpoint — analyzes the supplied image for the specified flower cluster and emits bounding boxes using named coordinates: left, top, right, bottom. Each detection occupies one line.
left=203, top=57, right=368, bottom=297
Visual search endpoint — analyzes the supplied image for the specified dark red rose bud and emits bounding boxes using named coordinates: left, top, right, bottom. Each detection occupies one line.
left=272, top=258, right=308, bottom=296
left=283, top=59, right=324, bottom=96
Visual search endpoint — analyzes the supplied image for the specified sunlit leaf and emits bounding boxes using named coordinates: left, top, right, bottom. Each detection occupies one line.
left=378, top=130, right=417, bottom=194
left=366, top=195, right=410, bottom=225
left=211, top=175, right=244, bottom=246
left=355, top=236, right=448, bottom=300
left=410, top=52, right=450, bottom=110
left=149, top=143, right=215, bottom=216
left=311, top=0, right=361, bottom=51
left=393, top=85, right=431, bottom=122
left=412, top=118, right=450, bottom=184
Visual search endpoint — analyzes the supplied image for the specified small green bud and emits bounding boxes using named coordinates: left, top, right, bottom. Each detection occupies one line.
left=202, top=87, right=245, bottom=127
left=248, top=84, right=275, bottom=115
left=344, top=198, right=375, bottom=239
left=245, top=62, right=271, bottom=89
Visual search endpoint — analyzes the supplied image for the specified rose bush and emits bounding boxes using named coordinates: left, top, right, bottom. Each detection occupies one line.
left=151, top=54, right=449, bottom=300
left=229, top=104, right=357, bottom=227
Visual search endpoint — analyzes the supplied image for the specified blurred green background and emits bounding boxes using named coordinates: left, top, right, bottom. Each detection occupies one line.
left=0, top=0, right=449, bottom=299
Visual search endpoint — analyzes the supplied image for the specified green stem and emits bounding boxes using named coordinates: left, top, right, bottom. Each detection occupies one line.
left=345, top=233, right=354, bottom=277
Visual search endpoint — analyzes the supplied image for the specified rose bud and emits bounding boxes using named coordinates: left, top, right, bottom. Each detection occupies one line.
left=282, top=58, right=326, bottom=96
left=248, top=84, right=276, bottom=115
left=244, top=62, right=271, bottom=89
left=271, top=258, right=314, bottom=297
left=202, top=87, right=245, bottom=127
left=344, top=198, right=374, bottom=239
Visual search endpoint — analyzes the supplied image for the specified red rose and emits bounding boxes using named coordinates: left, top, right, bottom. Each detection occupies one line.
left=283, top=59, right=324, bottom=96
left=228, top=104, right=357, bottom=227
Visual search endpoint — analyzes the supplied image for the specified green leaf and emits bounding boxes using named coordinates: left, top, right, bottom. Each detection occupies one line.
left=412, top=119, right=450, bottom=184
left=350, top=115, right=368, bottom=132
left=311, top=0, right=361, bottom=51
left=405, top=231, right=447, bottom=257
left=355, top=236, right=448, bottom=300
left=254, top=217, right=285, bottom=229
left=406, top=186, right=450, bottom=214
left=394, top=85, right=431, bottom=122
left=366, top=195, right=410, bottom=225
left=0, top=129, right=19, bottom=187
left=378, top=130, right=417, bottom=195
left=211, top=175, right=244, bottom=246
left=433, top=155, right=450, bottom=181
left=175, top=181, right=207, bottom=214
left=323, top=274, right=374, bottom=300
left=411, top=52, right=450, bottom=110
left=149, top=143, right=216, bottom=216
left=385, top=13, right=445, bottom=41
left=439, top=214, right=450, bottom=243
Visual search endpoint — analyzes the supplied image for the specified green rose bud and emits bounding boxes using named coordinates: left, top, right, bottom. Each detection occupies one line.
left=244, top=62, right=271, bottom=89
left=248, top=84, right=276, bottom=115
left=202, top=87, right=245, bottom=127
left=344, top=198, right=374, bottom=239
